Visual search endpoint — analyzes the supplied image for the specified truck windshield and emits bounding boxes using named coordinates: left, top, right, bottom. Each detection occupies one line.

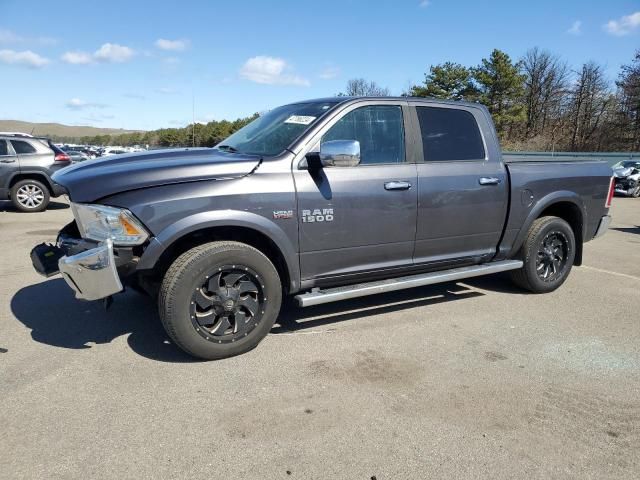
left=217, top=101, right=338, bottom=156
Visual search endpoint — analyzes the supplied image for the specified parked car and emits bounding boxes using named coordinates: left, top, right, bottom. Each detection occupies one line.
left=612, top=160, right=640, bottom=197
left=102, top=147, right=127, bottom=156
left=65, top=150, right=91, bottom=163
left=0, top=133, right=70, bottom=212
left=30, top=97, right=613, bottom=359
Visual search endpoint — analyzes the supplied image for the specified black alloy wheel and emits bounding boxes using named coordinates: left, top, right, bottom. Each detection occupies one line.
left=190, top=266, right=265, bottom=343
left=535, top=231, right=569, bottom=282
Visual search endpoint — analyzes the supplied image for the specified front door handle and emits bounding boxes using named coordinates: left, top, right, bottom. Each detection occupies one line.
left=384, top=181, right=412, bottom=191
left=478, top=177, right=501, bottom=186
left=0, top=158, right=16, bottom=163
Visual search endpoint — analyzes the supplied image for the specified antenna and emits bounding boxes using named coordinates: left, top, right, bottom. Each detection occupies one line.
left=192, top=92, right=196, bottom=148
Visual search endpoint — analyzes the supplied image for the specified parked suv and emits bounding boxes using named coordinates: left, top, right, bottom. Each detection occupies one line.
left=0, top=134, right=71, bottom=212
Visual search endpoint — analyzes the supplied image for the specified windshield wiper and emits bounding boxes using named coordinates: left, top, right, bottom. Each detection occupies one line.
left=216, top=145, right=240, bottom=153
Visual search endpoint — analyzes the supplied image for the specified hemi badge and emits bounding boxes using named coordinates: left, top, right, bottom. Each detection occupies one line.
left=273, top=210, right=293, bottom=220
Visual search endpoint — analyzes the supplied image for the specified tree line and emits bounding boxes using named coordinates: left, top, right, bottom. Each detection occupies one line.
left=51, top=114, right=258, bottom=148
left=404, top=48, right=639, bottom=151
left=57, top=47, right=639, bottom=152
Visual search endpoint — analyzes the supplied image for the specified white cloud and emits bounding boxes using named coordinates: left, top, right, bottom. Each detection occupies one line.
left=567, top=20, right=582, bottom=35
left=61, top=51, right=94, bottom=65
left=156, top=87, right=178, bottom=94
left=319, top=65, right=340, bottom=80
left=62, top=43, right=135, bottom=65
left=604, top=11, right=640, bottom=36
left=419, top=0, right=431, bottom=7
left=0, top=49, right=49, bottom=68
left=65, top=98, right=107, bottom=110
left=155, top=38, right=190, bottom=51
left=239, top=56, right=310, bottom=86
left=93, top=43, right=135, bottom=63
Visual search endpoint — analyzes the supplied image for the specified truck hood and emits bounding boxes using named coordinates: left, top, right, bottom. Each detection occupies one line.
left=52, top=148, right=261, bottom=202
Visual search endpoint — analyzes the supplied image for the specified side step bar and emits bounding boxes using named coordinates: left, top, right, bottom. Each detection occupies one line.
left=294, top=260, right=523, bottom=307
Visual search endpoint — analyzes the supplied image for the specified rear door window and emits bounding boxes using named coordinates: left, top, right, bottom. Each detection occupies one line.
left=415, top=107, right=485, bottom=161
left=11, top=140, right=37, bottom=155
left=0, top=140, right=9, bottom=156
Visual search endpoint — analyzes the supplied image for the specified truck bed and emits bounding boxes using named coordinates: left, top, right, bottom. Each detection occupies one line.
left=497, top=158, right=613, bottom=261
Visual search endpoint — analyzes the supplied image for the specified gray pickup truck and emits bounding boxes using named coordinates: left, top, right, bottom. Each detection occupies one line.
left=30, top=97, right=614, bottom=360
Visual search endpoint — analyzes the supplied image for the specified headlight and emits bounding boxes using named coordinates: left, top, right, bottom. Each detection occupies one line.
left=71, top=203, right=149, bottom=246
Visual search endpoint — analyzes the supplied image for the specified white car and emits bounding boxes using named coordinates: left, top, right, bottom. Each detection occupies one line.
left=102, top=148, right=127, bottom=157
left=612, top=160, right=640, bottom=197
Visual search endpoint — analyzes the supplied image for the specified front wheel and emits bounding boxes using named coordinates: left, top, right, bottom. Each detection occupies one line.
left=510, top=216, right=576, bottom=293
left=159, top=241, right=282, bottom=360
left=631, top=185, right=640, bottom=198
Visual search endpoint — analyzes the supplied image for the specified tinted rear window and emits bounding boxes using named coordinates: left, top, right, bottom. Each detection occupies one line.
left=11, top=140, right=37, bottom=154
left=0, top=140, right=8, bottom=156
left=416, top=107, right=485, bottom=161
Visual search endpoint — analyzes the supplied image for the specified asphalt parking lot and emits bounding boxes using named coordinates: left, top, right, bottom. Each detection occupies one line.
left=1, top=197, right=639, bottom=479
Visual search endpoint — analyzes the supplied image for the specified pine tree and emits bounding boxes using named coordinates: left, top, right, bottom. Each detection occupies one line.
left=473, top=49, right=526, bottom=137
left=409, top=62, right=478, bottom=101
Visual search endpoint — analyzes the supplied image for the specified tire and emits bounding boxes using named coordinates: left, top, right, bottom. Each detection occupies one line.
left=509, top=216, right=576, bottom=294
left=631, top=185, right=640, bottom=198
left=10, top=179, right=50, bottom=212
left=159, top=241, right=282, bottom=360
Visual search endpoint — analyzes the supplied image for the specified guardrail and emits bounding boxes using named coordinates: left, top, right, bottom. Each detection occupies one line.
left=504, top=151, right=640, bottom=166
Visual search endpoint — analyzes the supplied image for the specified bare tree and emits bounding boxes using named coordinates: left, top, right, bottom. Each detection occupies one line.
left=521, top=48, right=570, bottom=140
left=340, top=78, right=390, bottom=97
left=568, top=62, right=612, bottom=151
left=616, top=50, right=640, bottom=150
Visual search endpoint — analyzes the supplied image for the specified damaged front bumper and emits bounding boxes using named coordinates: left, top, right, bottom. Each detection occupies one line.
left=30, top=225, right=137, bottom=301
left=58, top=239, right=123, bottom=301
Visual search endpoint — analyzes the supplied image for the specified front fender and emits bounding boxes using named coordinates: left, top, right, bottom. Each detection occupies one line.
left=137, top=209, right=300, bottom=291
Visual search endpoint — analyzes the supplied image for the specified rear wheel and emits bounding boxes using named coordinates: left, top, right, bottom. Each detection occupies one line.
left=510, top=216, right=575, bottom=293
left=10, top=179, right=50, bottom=212
left=159, top=241, right=282, bottom=360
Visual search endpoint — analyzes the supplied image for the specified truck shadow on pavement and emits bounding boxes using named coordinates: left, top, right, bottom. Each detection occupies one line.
left=274, top=283, right=486, bottom=332
left=11, top=275, right=518, bottom=361
left=611, top=226, right=640, bottom=235
left=10, top=278, right=196, bottom=363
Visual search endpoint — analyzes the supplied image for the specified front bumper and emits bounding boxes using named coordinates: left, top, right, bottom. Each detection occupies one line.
left=58, top=239, right=123, bottom=301
left=30, top=224, right=134, bottom=301
left=614, top=178, right=637, bottom=195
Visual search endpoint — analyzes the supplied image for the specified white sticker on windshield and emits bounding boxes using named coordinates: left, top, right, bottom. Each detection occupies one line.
left=285, top=115, right=316, bottom=125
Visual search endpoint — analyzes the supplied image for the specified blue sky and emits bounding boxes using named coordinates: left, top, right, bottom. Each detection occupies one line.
left=1, top=0, right=639, bottom=130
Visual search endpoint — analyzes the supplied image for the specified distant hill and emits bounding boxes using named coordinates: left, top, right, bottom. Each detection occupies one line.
left=0, top=120, right=143, bottom=138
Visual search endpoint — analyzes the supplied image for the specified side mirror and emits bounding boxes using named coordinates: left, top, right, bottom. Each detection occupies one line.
left=319, top=140, right=361, bottom=168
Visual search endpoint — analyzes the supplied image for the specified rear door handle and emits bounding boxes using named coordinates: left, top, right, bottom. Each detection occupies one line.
left=478, top=177, right=501, bottom=186
left=384, top=181, right=412, bottom=191
left=384, top=180, right=411, bottom=190
left=0, top=158, right=16, bottom=163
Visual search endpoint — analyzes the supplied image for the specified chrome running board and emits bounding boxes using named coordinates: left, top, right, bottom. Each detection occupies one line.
left=294, top=260, right=523, bottom=307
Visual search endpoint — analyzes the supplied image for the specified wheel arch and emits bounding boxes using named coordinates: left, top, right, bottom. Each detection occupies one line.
left=138, top=211, right=300, bottom=293
left=511, top=192, right=586, bottom=266
left=9, top=172, right=55, bottom=194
